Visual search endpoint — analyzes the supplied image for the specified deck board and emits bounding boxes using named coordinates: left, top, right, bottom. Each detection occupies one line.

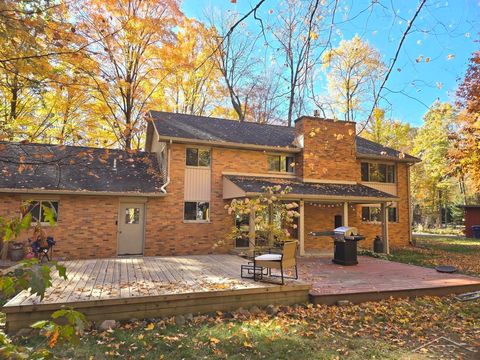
left=4, top=255, right=306, bottom=308
left=5, top=254, right=478, bottom=334
left=3, top=255, right=311, bottom=333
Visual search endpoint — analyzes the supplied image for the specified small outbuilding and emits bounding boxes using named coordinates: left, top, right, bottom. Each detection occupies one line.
left=462, top=205, right=480, bottom=238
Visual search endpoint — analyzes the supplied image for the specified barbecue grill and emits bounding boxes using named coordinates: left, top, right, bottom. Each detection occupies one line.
left=308, top=226, right=365, bottom=265
left=332, top=226, right=364, bottom=265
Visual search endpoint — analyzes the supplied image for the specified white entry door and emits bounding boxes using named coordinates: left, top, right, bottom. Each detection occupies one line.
left=118, top=203, right=145, bottom=255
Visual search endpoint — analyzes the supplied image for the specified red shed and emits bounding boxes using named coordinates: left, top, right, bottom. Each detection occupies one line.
left=462, top=205, right=480, bottom=238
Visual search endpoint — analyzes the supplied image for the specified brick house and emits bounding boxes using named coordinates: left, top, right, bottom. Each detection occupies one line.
left=0, top=112, right=419, bottom=260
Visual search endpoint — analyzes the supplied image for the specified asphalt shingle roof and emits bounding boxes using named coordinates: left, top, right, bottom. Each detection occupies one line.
left=0, top=142, right=164, bottom=194
left=226, top=176, right=397, bottom=200
left=149, top=111, right=296, bottom=148
left=149, top=111, right=419, bottom=162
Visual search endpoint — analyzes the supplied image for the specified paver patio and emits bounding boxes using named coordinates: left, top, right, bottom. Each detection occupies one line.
left=298, top=255, right=480, bottom=304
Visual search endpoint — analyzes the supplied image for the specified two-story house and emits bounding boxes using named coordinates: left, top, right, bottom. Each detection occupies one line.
left=0, top=111, right=419, bottom=260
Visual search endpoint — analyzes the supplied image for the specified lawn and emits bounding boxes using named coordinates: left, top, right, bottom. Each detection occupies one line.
left=7, top=293, right=479, bottom=359
left=5, top=235, right=480, bottom=359
left=390, top=235, right=480, bottom=276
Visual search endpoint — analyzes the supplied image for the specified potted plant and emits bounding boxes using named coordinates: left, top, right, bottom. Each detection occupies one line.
left=9, top=241, right=25, bottom=261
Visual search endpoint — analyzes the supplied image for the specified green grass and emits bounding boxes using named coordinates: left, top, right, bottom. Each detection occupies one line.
left=413, top=236, right=480, bottom=253
left=389, top=247, right=435, bottom=268
left=14, top=293, right=480, bottom=360
left=18, top=313, right=422, bottom=360
left=389, top=235, right=480, bottom=275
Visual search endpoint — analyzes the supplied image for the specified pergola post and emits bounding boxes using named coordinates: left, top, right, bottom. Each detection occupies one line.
left=381, top=202, right=390, bottom=254
left=299, top=200, right=305, bottom=256
left=343, top=202, right=349, bottom=226
left=248, top=204, right=256, bottom=251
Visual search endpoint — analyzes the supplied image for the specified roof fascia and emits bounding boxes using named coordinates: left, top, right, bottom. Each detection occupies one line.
left=0, top=189, right=167, bottom=197
left=155, top=135, right=301, bottom=153
left=356, top=153, right=421, bottom=163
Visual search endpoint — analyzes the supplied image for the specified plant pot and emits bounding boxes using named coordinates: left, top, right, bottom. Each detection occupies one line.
left=10, top=247, right=25, bottom=261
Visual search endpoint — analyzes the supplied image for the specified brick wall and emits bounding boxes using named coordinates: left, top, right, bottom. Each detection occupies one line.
left=143, top=143, right=273, bottom=256
left=0, top=194, right=118, bottom=260
left=303, top=163, right=411, bottom=252
left=295, top=117, right=359, bottom=181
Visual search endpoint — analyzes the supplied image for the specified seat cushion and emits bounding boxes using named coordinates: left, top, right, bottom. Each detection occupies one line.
left=255, top=254, right=282, bottom=261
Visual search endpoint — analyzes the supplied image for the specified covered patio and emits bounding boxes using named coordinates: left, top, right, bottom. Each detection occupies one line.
left=223, top=175, right=399, bottom=254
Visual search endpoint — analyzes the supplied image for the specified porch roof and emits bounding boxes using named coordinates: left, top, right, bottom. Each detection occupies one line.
left=223, top=176, right=398, bottom=202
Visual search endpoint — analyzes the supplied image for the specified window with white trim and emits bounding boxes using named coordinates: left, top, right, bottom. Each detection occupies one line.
left=361, top=206, right=398, bottom=223
left=27, top=200, right=59, bottom=224
left=186, top=148, right=211, bottom=167
left=184, top=201, right=210, bottom=221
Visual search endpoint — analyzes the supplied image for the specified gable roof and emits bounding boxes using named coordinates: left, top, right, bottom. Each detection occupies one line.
left=149, top=111, right=296, bottom=149
left=224, top=176, right=398, bottom=202
left=148, top=111, right=419, bottom=162
left=0, top=142, right=165, bottom=195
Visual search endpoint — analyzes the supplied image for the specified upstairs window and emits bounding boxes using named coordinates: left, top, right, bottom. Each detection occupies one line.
left=268, top=154, right=295, bottom=173
left=186, top=148, right=210, bottom=167
left=361, top=163, right=395, bottom=183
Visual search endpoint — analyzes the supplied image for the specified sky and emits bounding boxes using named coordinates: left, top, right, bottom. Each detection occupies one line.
left=181, top=0, right=480, bottom=127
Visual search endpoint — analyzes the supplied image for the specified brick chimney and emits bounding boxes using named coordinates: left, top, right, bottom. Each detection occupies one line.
left=294, top=116, right=359, bottom=182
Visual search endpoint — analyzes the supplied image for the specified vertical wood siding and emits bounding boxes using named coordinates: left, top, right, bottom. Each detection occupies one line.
left=184, top=167, right=211, bottom=201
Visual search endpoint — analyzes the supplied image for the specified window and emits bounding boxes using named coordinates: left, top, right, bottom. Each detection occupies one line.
left=361, top=162, right=395, bottom=183
left=267, top=154, right=295, bottom=173
left=125, top=208, right=140, bottom=224
left=361, top=206, right=398, bottom=222
left=388, top=207, right=398, bottom=222
left=27, top=200, right=59, bottom=224
left=186, top=148, right=210, bottom=167
left=184, top=201, right=210, bottom=221
left=235, top=213, right=250, bottom=248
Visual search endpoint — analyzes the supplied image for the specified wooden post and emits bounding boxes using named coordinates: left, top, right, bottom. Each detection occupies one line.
left=381, top=202, right=390, bottom=254
left=268, top=203, right=274, bottom=246
left=343, top=202, right=349, bottom=226
left=249, top=204, right=255, bottom=251
left=299, top=200, right=305, bottom=256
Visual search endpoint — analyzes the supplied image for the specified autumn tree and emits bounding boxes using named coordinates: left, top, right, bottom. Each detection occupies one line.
left=449, top=50, right=480, bottom=193
left=322, top=35, right=386, bottom=122
left=411, top=102, right=458, bottom=227
left=0, top=0, right=78, bottom=140
left=161, top=19, right=226, bottom=116
left=74, top=0, right=182, bottom=149
left=364, top=108, right=414, bottom=153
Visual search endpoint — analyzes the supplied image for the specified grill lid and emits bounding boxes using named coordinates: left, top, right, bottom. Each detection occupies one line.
left=334, top=226, right=359, bottom=237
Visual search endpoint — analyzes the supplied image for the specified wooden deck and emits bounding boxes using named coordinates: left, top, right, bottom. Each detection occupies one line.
left=3, top=255, right=310, bottom=333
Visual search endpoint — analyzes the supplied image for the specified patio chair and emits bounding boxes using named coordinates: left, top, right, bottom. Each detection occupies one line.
left=253, top=241, right=298, bottom=285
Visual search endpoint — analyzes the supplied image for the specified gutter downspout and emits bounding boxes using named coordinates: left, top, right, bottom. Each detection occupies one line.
left=159, top=139, right=172, bottom=194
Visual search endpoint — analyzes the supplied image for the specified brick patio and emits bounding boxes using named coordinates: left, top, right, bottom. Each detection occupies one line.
left=297, top=256, right=480, bottom=304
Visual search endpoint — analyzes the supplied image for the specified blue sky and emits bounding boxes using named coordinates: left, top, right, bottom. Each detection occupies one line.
left=182, top=0, right=480, bottom=127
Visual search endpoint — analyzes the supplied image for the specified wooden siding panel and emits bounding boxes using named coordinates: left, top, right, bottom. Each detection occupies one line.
left=361, top=182, right=397, bottom=196
left=184, top=167, right=211, bottom=201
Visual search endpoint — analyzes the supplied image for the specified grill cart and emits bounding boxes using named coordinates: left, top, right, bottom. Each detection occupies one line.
left=309, top=226, right=365, bottom=266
